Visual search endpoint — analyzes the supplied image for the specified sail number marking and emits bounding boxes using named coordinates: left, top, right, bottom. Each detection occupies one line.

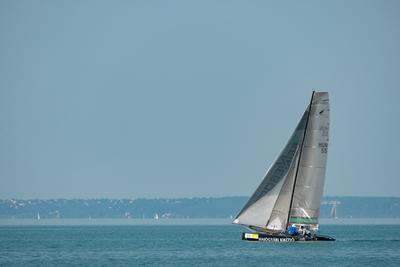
left=318, top=143, right=328, bottom=154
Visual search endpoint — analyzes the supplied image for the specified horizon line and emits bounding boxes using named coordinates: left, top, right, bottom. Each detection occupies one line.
left=2, top=195, right=400, bottom=200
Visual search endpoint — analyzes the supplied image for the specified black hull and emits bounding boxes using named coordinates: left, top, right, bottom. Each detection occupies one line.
left=242, top=232, right=335, bottom=242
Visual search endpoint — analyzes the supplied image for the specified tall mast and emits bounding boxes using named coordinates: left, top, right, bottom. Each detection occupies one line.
left=286, top=91, right=315, bottom=229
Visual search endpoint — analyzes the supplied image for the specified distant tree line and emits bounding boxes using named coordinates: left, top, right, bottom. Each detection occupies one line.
left=0, top=196, right=399, bottom=219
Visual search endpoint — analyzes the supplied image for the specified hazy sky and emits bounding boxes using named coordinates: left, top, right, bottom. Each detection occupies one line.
left=1, top=0, right=399, bottom=199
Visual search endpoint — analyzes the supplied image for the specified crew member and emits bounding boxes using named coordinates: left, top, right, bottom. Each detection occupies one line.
left=300, top=225, right=311, bottom=238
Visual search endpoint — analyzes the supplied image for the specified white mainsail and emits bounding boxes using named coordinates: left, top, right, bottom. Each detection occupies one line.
left=288, top=92, right=329, bottom=231
left=233, top=91, right=329, bottom=232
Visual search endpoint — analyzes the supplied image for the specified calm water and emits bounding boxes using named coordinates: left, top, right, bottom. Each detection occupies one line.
left=0, top=223, right=399, bottom=266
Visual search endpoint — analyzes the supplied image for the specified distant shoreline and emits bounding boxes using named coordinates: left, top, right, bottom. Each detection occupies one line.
left=1, top=218, right=400, bottom=226
left=2, top=197, right=400, bottom=219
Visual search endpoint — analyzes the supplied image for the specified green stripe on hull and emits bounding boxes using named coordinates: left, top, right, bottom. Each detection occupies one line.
left=289, top=217, right=318, bottom=224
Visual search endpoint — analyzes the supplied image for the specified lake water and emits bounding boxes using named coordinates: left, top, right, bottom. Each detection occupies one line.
left=1, top=220, right=399, bottom=266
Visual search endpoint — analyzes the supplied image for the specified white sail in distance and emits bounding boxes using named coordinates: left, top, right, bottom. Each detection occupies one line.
left=233, top=92, right=329, bottom=232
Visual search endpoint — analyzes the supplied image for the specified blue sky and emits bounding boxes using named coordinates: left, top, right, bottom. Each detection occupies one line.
left=1, top=0, right=399, bottom=198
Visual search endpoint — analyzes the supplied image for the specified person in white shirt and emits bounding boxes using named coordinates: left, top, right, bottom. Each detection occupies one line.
left=300, top=225, right=312, bottom=238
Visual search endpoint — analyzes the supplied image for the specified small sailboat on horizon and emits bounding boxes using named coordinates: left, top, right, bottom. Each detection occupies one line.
left=233, top=91, right=334, bottom=242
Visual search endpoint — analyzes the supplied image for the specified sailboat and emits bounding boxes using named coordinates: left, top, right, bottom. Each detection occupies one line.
left=233, top=91, right=334, bottom=242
